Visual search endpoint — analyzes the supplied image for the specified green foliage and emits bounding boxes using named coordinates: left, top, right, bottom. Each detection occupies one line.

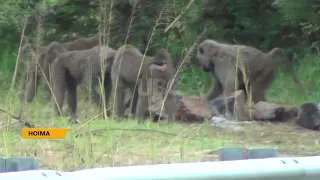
left=275, top=0, right=319, bottom=24
left=266, top=53, right=320, bottom=105
left=177, top=67, right=211, bottom=97
left=1, top=0, right=318, bottom=54
left=274, top=0, right=320, bottom=51
left=1, top=2, right=320, bottom=167
left=0, top=0, right=319, bottom=103
left=0, top=50, right=17, bottom=89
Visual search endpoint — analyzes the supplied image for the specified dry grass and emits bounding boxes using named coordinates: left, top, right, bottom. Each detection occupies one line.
left=0, top=94, right=319, bottom=171
left=1, top=0, right=319, bottom=173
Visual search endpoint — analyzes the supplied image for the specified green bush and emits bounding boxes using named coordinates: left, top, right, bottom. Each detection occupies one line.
left=0, top=0, right=319, bottom=101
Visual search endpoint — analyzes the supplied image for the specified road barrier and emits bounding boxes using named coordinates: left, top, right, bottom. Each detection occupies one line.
left=0, top=156, right=320, bottom=180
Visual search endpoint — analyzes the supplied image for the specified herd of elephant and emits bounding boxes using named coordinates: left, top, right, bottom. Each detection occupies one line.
left=23, top=35, right=306, bottom=124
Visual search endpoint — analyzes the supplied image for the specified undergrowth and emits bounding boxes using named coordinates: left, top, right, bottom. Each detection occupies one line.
left=0, top=49, right=319, bottom=170
left=0, top=0, right=320, bottom=171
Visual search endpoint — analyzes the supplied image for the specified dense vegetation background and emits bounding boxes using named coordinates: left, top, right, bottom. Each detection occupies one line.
left=0, top=0, right=320, bottom=169
left=1, top=0, right=319, bottom=104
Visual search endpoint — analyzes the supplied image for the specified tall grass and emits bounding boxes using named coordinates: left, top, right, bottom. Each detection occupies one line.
left=0, top=50, right=18, bottom=90
left=0, top=0, right=320, bottom=171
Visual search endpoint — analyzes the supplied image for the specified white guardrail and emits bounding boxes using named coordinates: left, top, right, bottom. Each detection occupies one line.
left=1, top=156, right=320, bottom=180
